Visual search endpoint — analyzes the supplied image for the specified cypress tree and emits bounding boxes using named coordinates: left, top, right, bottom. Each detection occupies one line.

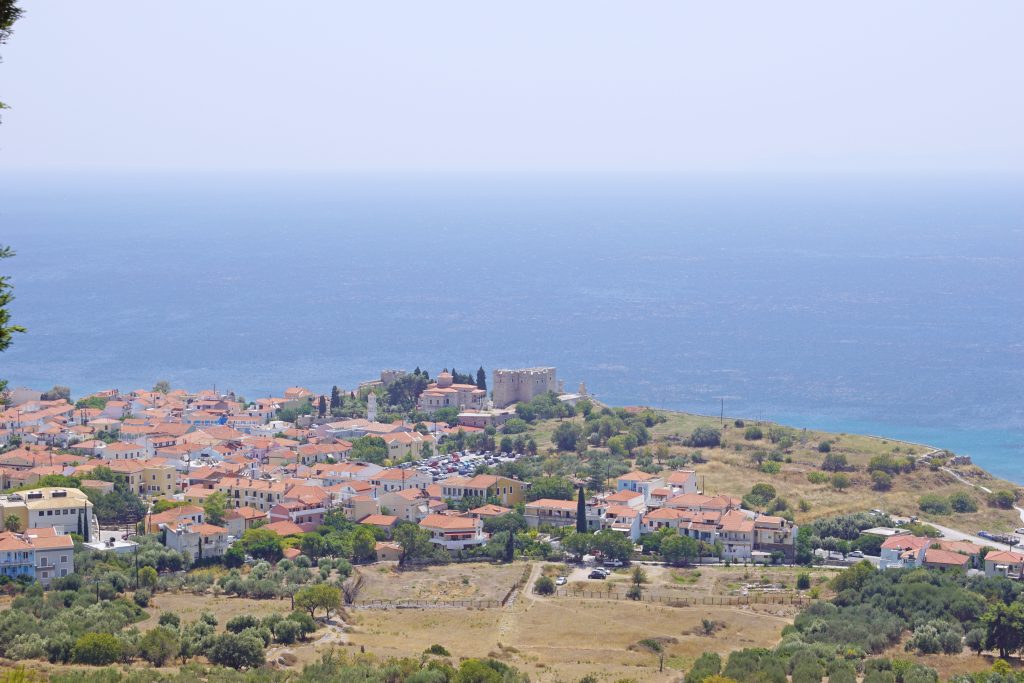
left=476, top=366, right=487, bottom=391
left=576, top=487, right=587, bottom=533
left=317, top=395, right=327, bottom=418
left=329, top=385, right=341, bottom=410
left=505, top=528, right=515, bottom=562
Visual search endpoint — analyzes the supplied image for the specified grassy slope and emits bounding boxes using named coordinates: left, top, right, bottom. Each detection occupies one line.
left=528, top=410, right=1022, bottom=532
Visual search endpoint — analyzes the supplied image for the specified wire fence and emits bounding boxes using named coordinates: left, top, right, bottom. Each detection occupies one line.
left=554, top=589, right=809, bottom=606
left=354, top=598, right=503, bottom=610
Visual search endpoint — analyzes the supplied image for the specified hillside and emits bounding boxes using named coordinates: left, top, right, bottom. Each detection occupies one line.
left=522, top=407, right=1022, bottom=533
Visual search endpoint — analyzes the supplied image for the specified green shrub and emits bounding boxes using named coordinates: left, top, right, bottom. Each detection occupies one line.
left=796, top=573, right=811, bottom=590
left=821, top=453, right=847, bottom=471
left=226, top=614, right=261, bottom=633
left=948, top=491, right=978, bottom=513
left=987, top=490, right=1016, bottom=509
left=72, top=633, right=122, bottom=666
left=905, top=620, right=962, bottom=655
left=533, top=576, right=555, bottom=595
left=685, top=652, right=721, bottom=683
left=207, top=632, right=265, bottom=670
left=425, top=644, right=451, bottom=656
left=792, top=660, right=824, bottom=683
left=272, top=619, right=301, bottom=645
left=807, top=472, right=829, bottom=485
left=132, top=588, right=151, bottom=608
left=688, top=427, right=721, bottom=448
left=918, top=494, right=951, bottom=515
left=744, top=426, right=763, bottom=441
left=158, top=612, right=180, bottom=630
left=287, top=610, right=317, bottom=638
left=139, top=626, right=180, bottom=667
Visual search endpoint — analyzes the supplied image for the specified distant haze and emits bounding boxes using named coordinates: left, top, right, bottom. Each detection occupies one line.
left=1, top=1, right=1022, bottom=173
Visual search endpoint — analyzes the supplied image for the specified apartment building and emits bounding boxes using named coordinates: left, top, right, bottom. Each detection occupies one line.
left=215, top=477, right=288, bottom=512
left=163, top=522, right=229, bottom=560
left=0, top=488, right=94, bottom=541
left=0, top=529, right=75, bottom=587
left=439, top=474, right=528, bottom=506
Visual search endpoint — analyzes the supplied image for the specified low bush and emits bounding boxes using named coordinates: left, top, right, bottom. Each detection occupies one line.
left=918, top=494, right=950, bottom=515
left=533, top=576, right=554, bottom=595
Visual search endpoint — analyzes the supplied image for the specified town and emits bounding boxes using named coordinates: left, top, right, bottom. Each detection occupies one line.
left=0, top=366, right=1023, bottom=682
left=0, top=367, right=804, bottom=577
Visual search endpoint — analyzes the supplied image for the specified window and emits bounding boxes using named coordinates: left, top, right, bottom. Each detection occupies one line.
left=60, top=555, right=68, bottom=563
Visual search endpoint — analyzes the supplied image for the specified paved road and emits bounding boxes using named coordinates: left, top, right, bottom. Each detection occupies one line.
left=925, top=523, right=1018, bottom=552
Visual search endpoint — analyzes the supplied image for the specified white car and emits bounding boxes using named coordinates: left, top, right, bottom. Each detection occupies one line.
left=847, top=550, right=864, bottom=558
left=555, top=576, right=567, bottom=586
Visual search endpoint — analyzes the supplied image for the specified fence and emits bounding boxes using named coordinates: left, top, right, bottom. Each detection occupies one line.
left=354, top=592, right=806, bottom=610
left=554, top=589, right=808, bottom=607
left=500, top=565, right=533, bottom=606
left=354, top=598, right=502, bottom=610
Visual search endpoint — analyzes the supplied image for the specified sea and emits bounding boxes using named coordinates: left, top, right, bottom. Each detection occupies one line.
left=1, top=171, right=1022, bottom=483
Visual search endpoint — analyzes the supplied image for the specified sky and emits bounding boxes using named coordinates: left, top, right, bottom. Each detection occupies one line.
left=1, top=1, right=1022, bottom=173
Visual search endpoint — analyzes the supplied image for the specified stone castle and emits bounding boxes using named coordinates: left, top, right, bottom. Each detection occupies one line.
left=491, top=367, right=561, bottom=408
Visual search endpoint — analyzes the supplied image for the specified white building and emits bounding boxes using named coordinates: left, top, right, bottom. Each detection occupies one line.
left=163, top=522, right=230, bottom=560
left=419, top=514, right=487, bottom=551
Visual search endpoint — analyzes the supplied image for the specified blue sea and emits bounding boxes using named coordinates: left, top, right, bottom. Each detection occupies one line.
left=1, top=171, right=1022, bottom=482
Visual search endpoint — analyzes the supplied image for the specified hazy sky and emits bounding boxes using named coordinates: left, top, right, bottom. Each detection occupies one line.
left=1, top=1, right=1022, bottom=173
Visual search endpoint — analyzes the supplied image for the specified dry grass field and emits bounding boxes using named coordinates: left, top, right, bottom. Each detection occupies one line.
left=564, top=564, right=837, bottom=600
left=345, top=594, right=792, bottom=683
left=356, top=562, right=524, bottom=603
left=136, top=591, right=294, bottom=632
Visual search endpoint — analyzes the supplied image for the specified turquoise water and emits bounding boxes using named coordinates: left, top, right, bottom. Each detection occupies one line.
left=1, top=172, right=1022, bottom=481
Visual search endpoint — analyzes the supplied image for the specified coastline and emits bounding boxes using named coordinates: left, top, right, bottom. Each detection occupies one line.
left=649, top=406, right=1022, bottom=487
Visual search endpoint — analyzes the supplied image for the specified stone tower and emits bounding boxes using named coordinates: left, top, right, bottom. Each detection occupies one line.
left=367, top=392, right=378, bottom=422
left=491, top=367, right=558, bottom=408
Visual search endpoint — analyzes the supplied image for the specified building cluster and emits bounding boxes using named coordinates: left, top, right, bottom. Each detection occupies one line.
left=0, top=382, right=541, bottom=566
left=874, top=528, right=1024, bottom=577
left=0, top=372, right=801, bottom=578
left=527, top=469, right=799, bottom=562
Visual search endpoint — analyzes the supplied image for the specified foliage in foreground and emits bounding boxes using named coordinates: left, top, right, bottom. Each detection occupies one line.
left=687, top=561, right=1024, bottom=683
left=42, top=649, right=529, bottom=683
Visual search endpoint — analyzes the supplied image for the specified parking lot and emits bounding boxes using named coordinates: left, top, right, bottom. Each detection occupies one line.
left=396, top=449, right=523, bottom=482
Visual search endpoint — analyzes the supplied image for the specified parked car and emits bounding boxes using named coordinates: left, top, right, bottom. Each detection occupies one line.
left=555, top=576, right=567, bottom=586
left=847, top=550, right=864, bottom=558
left=588, top=570, right=607, bottom=580
left=603, top=559, right=624, bottom=567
